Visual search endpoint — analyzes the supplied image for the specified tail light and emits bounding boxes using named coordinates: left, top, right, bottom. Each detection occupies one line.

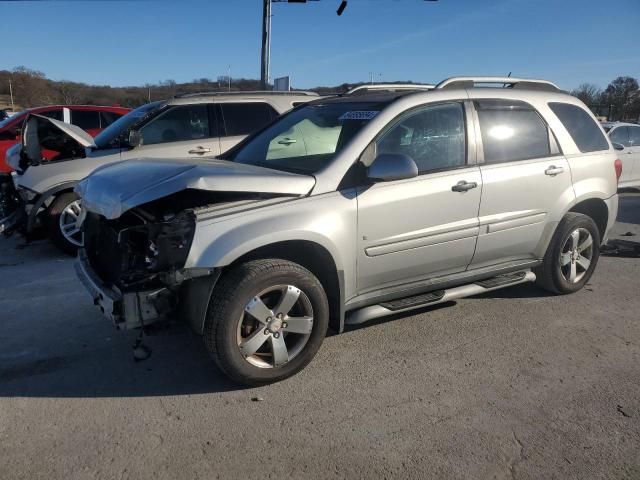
left=614, top=159, right=623, bottom=183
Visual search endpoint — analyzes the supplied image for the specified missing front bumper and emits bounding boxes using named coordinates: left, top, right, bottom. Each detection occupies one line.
left=75, top=249, right=173, bottom=330
left=0, top=174, right=26, bottom=236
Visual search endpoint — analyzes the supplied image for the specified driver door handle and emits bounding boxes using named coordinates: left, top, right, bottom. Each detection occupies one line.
left=188, top=146, right=211, bottom=155
left=451, top=180, right=478, bottom=192
left=277, top=138, right=297, bottom=145
left=545, top=165, right=564, bottom=176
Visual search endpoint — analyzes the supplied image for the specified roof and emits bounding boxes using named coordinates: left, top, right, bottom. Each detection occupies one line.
left=307, top=90, right=420, bottom=105
left=173, top=90, right=318, bottom=99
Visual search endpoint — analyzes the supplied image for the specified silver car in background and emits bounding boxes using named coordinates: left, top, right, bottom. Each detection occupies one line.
left=2, top=91, right=317, bottom=253
left=602, top=121, right=640, bottom=188
left=75, top=77, right=619, bottom=385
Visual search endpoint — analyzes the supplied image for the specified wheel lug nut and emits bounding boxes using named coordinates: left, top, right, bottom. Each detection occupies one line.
left=264, top=329, right=270, bottom=335
left=282, top=322, right=287, bottom=328
left=266, top=317, right=272, bottom=323
left=273, top=332, right=280, bottom=339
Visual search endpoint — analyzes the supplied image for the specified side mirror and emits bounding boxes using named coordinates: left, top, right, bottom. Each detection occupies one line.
left=128, top=130, right=142, bottom=148
left=367, top=153, right=418, bottom=182
left=612, top=142, right=625, bottom=151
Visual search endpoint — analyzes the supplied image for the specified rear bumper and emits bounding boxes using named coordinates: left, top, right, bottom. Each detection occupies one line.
left=75, top=249, right=172, bottom=330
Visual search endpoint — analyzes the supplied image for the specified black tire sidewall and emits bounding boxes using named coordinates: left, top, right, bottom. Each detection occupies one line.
left=47, top=192, right=81, bottom=255
left=549, top=214, right=600, bottom=294
left=209, top=262, right=329, bottom=385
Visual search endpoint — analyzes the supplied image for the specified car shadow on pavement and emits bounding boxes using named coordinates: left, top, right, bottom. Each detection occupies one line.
left=0, top=321, right=247, bottom=398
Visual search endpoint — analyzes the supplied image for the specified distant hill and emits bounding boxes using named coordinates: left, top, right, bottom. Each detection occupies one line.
left=0, top=67, right=423, bottom=110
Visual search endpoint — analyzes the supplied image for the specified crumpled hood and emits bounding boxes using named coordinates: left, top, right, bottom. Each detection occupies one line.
left=76, top=157, right=316, bottom=219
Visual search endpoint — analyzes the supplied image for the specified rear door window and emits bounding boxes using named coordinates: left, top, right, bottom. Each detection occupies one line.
left=475, top=99, right=550, bottom=163
left=219, top=102, right=278, bottom=137
left=71, top=110, right=101, bottom=130
left=548, top=102, right=609, bottom=152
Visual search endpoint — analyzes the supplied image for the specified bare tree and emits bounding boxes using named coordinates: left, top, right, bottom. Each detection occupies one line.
left=603, top=76, right=640, bottom=121
left=56, top=81, right=82, bottom=105
left=571, top=83, right=602, bottom=106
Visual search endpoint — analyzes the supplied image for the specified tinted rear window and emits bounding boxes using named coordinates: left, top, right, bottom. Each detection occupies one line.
left=548, top=102, right=609, bottom=153
left=72, top=110, right=100, bottom=130
left=220, top=102, right=278, bottom=137
left=475, top=99, right=550, bottom=163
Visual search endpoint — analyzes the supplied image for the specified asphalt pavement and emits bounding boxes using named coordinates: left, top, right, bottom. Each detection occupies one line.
left=1, top=192, right=639, bottom=479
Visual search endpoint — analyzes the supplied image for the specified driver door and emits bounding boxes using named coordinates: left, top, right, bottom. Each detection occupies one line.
left=129, top=104, right=220, bottom=159
left=356, top=102, right=481, bottom=293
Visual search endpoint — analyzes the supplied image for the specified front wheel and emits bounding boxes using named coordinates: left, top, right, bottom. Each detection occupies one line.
left=535, top=212, right=600, bottom=294
left=203, top=259, right=329, bottom=386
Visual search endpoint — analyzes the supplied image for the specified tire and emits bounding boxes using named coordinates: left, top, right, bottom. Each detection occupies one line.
left=47, top=192, right=83, bottom=255
left=203, top=259, right=330, bottom=386
left=534, top=212, right=600, bottom=295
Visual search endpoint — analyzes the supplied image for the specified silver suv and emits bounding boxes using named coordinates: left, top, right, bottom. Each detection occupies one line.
left=74, top=77, right=620, bottom=385
left=2, top=91, right=317, bottom=253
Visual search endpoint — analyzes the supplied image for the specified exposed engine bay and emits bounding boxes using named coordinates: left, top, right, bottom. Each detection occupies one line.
left=83, top=189, right=269, bottom=291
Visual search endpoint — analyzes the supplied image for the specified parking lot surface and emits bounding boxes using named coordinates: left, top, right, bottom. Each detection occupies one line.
left=1, top=192, right=639, bottom=480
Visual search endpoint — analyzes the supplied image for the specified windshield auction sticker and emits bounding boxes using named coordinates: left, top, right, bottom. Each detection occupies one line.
left=338, top=111, right=380, bottom=121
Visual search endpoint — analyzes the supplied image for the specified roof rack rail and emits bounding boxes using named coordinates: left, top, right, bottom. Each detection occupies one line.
left=173, top=90, right=319, bottom=98
left=435, top=76, right=560, bottom=92
left=346, top=83, right=435, bottom=95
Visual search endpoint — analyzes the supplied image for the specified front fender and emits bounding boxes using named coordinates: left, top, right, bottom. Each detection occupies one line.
left=185, top=191, right=358, bottom=300
left=27, top=181, right=77, bottom=232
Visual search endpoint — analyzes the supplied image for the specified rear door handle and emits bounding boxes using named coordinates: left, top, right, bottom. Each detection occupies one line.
left=545, top=165, right=564, bottom=176
left=277, top=138, right=297, bottom=145
left=451, top=180, right=478, bottom=192
left=188, top=146, right=211, bottom=155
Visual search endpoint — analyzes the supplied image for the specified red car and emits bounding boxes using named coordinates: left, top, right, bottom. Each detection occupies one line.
left=0, top=105, right=130, bottom=173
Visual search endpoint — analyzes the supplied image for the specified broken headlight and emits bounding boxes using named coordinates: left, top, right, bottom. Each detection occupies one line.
left=119, top=210, right=196, bottom=276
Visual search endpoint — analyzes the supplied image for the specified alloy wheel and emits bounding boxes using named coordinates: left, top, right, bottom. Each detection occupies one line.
left=58, top=200, right=84, bottom=247
left=236, top=284, right=314, bottom=369
left=559, top=227, right=593, bottom=284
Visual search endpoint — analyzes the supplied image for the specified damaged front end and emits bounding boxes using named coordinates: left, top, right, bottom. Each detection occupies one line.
left=0, top=173, right=26, bottom=236
left=76, top=192, right=220, bottom=330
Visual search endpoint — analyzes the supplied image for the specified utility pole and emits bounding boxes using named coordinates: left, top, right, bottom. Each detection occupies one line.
left=228, top=65, right=231, bottom=91
left=260, top=0, right=272, bottom=90
left=9, top=79, right=14, bottom=111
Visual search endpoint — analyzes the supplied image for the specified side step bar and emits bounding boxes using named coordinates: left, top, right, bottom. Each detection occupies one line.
left=345, top=270, right=536, bottom=326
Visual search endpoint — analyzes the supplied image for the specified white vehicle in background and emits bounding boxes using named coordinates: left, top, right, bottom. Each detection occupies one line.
left=1, top=91, right=317, bottom=253
left=602, top=121, right=640, bottom=188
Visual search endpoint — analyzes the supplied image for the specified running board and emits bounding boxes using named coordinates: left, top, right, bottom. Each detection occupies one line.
left=345, top=270, right=536, bottom=326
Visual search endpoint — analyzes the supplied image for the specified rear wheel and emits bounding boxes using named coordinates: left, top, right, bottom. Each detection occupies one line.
left=47, top=192, right=83, bottom=255
left=535, top=213, right=600, bottom=294
left=203, top=259, right=329, bottom=386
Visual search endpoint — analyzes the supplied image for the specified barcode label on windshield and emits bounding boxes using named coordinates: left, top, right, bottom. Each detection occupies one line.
left=339, top=111, right=380, bottom=121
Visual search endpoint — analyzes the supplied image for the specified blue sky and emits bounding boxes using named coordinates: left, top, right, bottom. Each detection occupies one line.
left=2, top=0, right=639, bottom=90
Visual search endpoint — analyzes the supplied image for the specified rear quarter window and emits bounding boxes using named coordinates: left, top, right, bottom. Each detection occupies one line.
left=548, top=102, right=609, bottom=153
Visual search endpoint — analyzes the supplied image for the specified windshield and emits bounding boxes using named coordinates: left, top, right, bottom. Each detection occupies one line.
left=93, top=101, right=163, bottom=149
left=228, top=102, right=384, bottom=174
